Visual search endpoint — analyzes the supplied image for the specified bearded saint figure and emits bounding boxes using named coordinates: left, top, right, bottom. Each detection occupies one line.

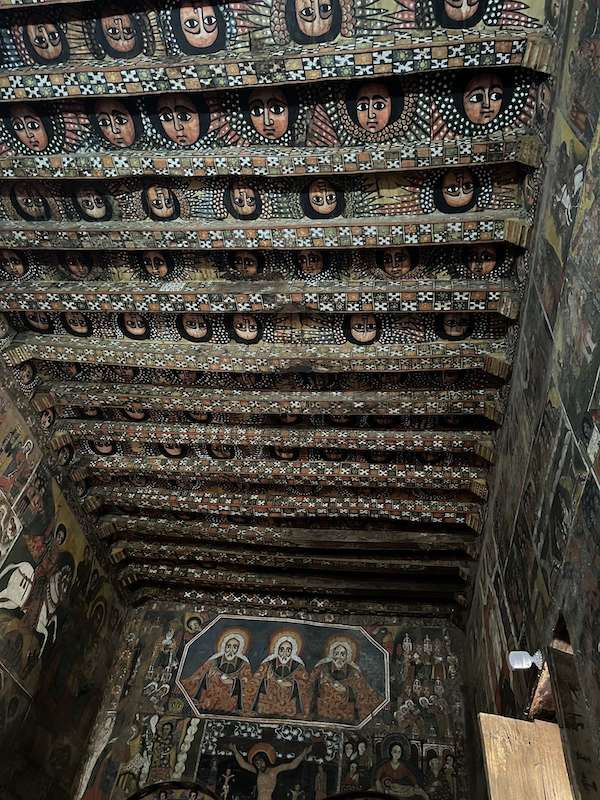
left=180, top=628, right=252, bottom=714
left=310, top=636, right=384, bottom=724
left=249, top=630, right=311, bottom=719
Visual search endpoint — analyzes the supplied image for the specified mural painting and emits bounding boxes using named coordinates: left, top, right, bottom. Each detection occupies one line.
left=79, top=610, right=466, bottom=800
left=177, top=616, right=387, bottom=726
left=0, top=380, right=123, bottom=793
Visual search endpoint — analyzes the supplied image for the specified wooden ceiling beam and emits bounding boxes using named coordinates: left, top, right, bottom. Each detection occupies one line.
left=109, top=540, right=473, bottom=572
left=2, top=279, right=520, bottom=316
left=116, top=562, right=468, bottom=595
left=59, top=419, right=494, bottom=451
left=40, top=384, right=504, bottom=417
left=5, top=335, right=508, bottom=372
left=0, top=215, right=530, bottom=252
left=97, top=515, right=479, bottom=554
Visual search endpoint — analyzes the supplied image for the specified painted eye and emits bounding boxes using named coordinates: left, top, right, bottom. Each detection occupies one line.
left=97, top=117, right=110, bottom=127
left=320, top=2, right=332, bottom=12
left=203, top=14, right=217, bottom=25
left=490, top=90, right=503, bottom=101
left=184, top=18, right=199, bottom=29
left=177, top=112, right=193, bottom=122
left=12, top=121, right=24, bottom=131
left=115, top=115, right=129, bottom=125
left=462, top=181, right=474, bottom=192
left=300, top=6, right=315, bottom=18
left=48, top=31, right=60, bottom=44
left=122, top=26, right=135, bottom=35
left=373, top=100, right=387, bottom=111
left=270, top=104, right=285, bottom=114
left=159, top=111, right=174, bottom=122
left=33, top=36, right=46, bottom=45
left=467, top=91, right=484, bottom=104
left=107, top=26, right=120, bottom=35
left=325, top=193, right=336, bottom=203
left=249, top=105, right=264, bottom=116
left=356, top=101, right=369, bottom=112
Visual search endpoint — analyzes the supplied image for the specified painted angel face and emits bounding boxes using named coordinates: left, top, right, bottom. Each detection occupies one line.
left=142, top=250, right=169, bottom=278
left=536, top=82, right=552, bottom=122
left=114, top=366, right=137, bottom=380
left=441, top=168, right=475, bottom=209
left=248, top=87, right=289, bottom=140
left=40, top=408, right=55, bottom=429
left=146, top=186, right=176, bottom=219
left=273, top=444, right=297, bottom=460
left=296, top=249, right=324, bottom=276
left=349, top=313, right=378, bottom=344
left=443, top=0, right=480, bottom=22
left=25, top=16, right=64, bottom=62
left=99, top=5, right=137, bottom=54
left=232, top=313, right=260, bottom=342
left=462, top=74, right=504, bottom=125
left=91, top=439, right=114, bottom=454
left=230, top=181, right=258, bottom=217
left=156, top=93, right=201, bottom=146
left=64, top=311, right=90, bottom=335
left=76, top=185, right=107, bottom=219
left=356, top=83, right=391, bottom=132
left=24, top=310, right=50, bottom=332
left=14, top=182, right=47, bottom=220
left=308, top=178, right=338, bottom=215
left=294, top=0, right=334, bottom=38
left=0, top=250, right=25, bottom=277
left=122, top=312, right=147, bottom=337
left=381, top=247, right=411, bottom=277
left=466, top=244, right=496, bottom=275
left=9, top=104, right=48, bottom=151
left=179, top=0, right=219, bottom=49
left=63, top=253, right=91, bottom=279
left=442, top=313, right=470, bottom=338
left=94, top=98, right=136, bottom=147
left=19, top=362, right=35, bottom=384
left=232, top=250, right=259, bottom=277
left=181, top=312, right=208, bottom=340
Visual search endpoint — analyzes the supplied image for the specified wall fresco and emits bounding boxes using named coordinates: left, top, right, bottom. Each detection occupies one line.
left=76, top=608, right=468, bottom=800
left=465, top=0, right=600, bottom=792
left=0, top=371, right=123, bottom=797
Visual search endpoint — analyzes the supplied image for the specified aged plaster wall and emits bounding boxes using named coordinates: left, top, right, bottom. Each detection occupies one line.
left=75, top=605, right=468, bottom=800
left=0, top=360, right=123, bottom=800
left=466, top=0, right=600, bottom=792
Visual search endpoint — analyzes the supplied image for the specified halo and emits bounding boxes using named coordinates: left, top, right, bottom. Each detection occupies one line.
left=323, top=632, right=359, bottom=662
left=268, top=627, right=304, bottom=657
left=248, top=743, right=277, bottom=766
left=215, top=626, right=251, bottom=655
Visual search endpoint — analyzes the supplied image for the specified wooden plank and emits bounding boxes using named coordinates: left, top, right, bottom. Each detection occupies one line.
left=547, top=647, right=600, bottom=799
left=479, top=713, right=574, bottom=800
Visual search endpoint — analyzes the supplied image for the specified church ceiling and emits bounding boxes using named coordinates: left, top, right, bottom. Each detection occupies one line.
left=0, top=0, right=551, bottom=619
